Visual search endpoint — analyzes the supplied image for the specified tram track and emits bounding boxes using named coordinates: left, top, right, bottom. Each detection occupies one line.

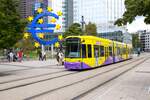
left=71, top=57, right=150, bottom=100
left=0, top=63, right=36, bottom=68
left=0, top=70, right=67, bottom=84
left=24, top=57, right=146, bottom=100
left=0, top=70, right=78, bottom=92
left=0, top=58, right=139, bottom=93
left=0, top=64, right=63, bottom=74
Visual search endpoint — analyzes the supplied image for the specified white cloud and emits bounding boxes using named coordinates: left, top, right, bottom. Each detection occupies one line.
left=127, top=16, right=150, bottom=33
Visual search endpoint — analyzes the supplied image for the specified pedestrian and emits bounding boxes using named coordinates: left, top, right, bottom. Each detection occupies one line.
left=17, top=50, right=23, bottom=62
left=42, top=51, right=46, bottom=61
left=56, top=52, right=59, bottom=64
left=58, top=51, right=64, bottom=65
left=13, top=53, right=18, bottom=62
left=38, top=50, right=42, bottom=61
left=9, top=51, right=14, bottom=62
left=7, top=50, right=10, bottom=62
left=137, top=48, right=140, bottom=57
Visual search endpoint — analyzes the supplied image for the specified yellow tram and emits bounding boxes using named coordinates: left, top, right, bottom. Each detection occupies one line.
left=64, top=36, right=132, bottom=70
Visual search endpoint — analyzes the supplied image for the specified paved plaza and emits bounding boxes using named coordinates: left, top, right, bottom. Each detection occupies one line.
left=0, top=53, right=149, bottom=100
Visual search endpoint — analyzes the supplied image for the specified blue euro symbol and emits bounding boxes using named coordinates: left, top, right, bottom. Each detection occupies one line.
left=27, top=11, right=59, bottom=45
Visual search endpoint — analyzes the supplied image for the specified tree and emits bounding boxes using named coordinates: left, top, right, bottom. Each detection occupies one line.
left=0, top=0, right=27, bottom=49
left=115, top=0, right=150, bottom=26
left=14, top=38, right=35, bottom=51
left=85, top=22, right=97, bottom=36
left=132, top=34, right=141, bottom=49
left=64, top=23, right=82, bottom=37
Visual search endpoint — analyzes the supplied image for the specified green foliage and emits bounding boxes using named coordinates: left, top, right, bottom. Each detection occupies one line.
left=64, top=23, right=82, bottom=37
left=115, top=0, right=150, bottom=26
left=132, top=34, right=141, bottom=49
left=15, top=38, right=39, bottom=60
left=64, top=22, right=97, bottom=37
left=85, top=22, right=97, bottom=36
left=0, top=0, right=27, bottom=49
left=14, top=38, right=35, bottom=51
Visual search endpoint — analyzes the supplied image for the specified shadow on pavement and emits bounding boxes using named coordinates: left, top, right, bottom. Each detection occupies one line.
left=0, top=73, right=13, bottom=77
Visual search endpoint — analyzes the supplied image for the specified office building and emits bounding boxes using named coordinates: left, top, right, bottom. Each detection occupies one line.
left=19, top=0, right=48, bottom=18
left=19, top=0, right=35, bottom=18
left=73, top=0, right=125, bottom=33
left=62, top=0, right=74, bottom=30
left=139, top=31, right=150, bottom=52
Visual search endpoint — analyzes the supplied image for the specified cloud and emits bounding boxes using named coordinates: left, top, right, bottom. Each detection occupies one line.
left=127, top=16, right=150, bottom=33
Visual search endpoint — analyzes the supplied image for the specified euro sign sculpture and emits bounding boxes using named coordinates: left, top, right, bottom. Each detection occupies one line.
left=26, top=7, right=62, bottom=46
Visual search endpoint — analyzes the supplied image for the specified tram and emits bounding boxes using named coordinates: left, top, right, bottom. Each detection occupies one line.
left=64, top=36, right=132, bottom=70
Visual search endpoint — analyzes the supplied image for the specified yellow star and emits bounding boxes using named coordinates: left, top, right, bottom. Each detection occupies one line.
left=58, top=35, right=63, bottom=40
left=38, top=18, right=44, bottom=24
left=57, top=11, right=63, bottom=16
left=27, top=16, right=33, bottom=22
left=51, top=17, right=56, bottom=23
left=55, top=24, right=61, bottom=30
left=38, top=33, right=44, bottom=39
left=47, top=7, right=53, bottom=12
left=55, top=42, right=60, bottom=47
left=23, top=32, right=30, bottom=39
left=37, top=8, right=43, bottom=13
left=34, top=42, right=40, bottom=48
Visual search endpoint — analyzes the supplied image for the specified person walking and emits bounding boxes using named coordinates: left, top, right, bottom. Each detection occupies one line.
left=9, top=51, right=14, bottom=62
left=58, top=51, right=64, bottom=65
left=7, top=50, right=10, bottom=62
left=38, top=50, right=42, bottom=61
left=17, top=50, right=23, bottom=62
left=42, top=51, right=46, bottom=61
left=137, top=48, right=140, bottom=57
left=56, top=52, right=59, bottom=64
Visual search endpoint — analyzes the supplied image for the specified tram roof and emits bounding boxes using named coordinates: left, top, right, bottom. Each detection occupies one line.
left=65, top=35, right=132, bottom=46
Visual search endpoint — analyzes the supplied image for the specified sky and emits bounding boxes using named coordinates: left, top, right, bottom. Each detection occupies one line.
left=127, top=16, right=150, bottom=33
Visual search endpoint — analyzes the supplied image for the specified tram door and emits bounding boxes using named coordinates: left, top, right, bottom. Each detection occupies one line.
left=94, top=45, right=99, bottom=66
left=104, top=47, right=109, bottom=60
left=126, top=45, right=128, bottom=59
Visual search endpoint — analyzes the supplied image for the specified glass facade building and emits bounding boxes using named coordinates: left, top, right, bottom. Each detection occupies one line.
left=73, top=0, right=125, bottom=33
left=48, top=0, right=64, bottom=32
left=20, top=0, right=35, bottom=18
left=62, top=0, right=74, bottom=30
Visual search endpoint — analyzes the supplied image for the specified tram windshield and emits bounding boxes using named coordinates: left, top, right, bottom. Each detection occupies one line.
left=65, top=38, right=81, bottom=58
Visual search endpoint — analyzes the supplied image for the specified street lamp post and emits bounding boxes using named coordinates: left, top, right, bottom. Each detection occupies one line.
left=81, top=16, right=85, bottom=33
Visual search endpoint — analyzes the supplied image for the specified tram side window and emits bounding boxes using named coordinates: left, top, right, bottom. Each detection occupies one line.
left=82, top=44, right=86, bottom=58
left=100, top=46, right=104, bottom=56
left=109, top=47, right=112, bottom=56
left=88, top=45, right=92, bottom=58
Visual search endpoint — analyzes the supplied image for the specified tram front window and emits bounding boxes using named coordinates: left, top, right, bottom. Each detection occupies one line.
left=65, top=38, right=81, bottom=58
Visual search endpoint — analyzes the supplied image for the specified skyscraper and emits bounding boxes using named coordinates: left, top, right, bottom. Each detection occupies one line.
left=73, top=0, right=125, bottom=33
left=19, top=0, right=48, bottom=18
left=62, top=0, right=74, bottom=30
left=19, top=0, right=35, bottom=18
